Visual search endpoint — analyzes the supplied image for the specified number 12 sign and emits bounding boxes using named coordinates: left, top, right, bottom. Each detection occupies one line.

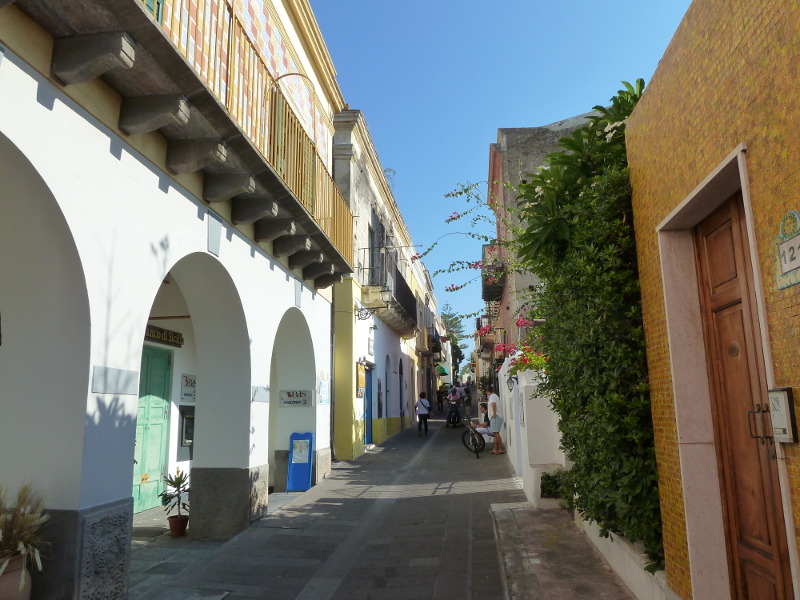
left=774, top=210, right=800, bottom=289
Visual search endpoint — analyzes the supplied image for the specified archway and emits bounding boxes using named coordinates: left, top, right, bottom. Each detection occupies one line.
left=0, top=132, right=92, bottom=596
left=269, top=307, right=316, bottom=492
left=142, top=253, right=253, bottom=540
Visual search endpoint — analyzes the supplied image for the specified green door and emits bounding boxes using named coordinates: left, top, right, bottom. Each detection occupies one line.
left=133, top=346, right=171, bottom=512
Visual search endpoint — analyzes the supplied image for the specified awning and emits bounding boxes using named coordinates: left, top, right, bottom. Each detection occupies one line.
left=436, top=364, right=449, bottom=375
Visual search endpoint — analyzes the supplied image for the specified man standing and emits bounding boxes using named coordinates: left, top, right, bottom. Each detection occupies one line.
left=486, top=385, right=506, bottom=455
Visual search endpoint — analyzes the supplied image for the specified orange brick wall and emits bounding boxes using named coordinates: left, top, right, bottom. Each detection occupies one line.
left=627, top=1, right=800, bottom=598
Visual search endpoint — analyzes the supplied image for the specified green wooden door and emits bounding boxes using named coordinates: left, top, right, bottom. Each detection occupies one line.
left=133, top=346, right=171, bottom=512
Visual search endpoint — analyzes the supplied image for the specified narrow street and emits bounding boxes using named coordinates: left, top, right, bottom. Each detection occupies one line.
left=130, top=414, right=634, bottom=600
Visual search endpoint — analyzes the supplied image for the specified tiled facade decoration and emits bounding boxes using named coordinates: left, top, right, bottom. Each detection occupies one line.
left=157, top=0, right=331, bottom=172
left=627, top=1, right=800, bottom=597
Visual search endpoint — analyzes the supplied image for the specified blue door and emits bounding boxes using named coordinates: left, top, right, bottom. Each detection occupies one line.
left=364, top=370, right=373, bottom=444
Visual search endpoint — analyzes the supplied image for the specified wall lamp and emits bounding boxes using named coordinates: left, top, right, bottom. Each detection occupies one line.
left=506, top=374, right=518, bottom=392
left=356, top=288, right=392, bottom=320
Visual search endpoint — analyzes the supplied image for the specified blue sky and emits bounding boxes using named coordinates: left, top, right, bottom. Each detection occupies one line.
left=310, top=1, right=694, bottom=329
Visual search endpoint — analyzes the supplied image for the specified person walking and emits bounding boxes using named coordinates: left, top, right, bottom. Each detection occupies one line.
left=416, top=392, right=431, bottom=436
left=486, top=385, right=506, bottom=454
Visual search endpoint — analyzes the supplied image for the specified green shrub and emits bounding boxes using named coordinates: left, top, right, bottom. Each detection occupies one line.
left=515, top=80, right=664, bottom=570
left=540, top=470, right=570, bottom=499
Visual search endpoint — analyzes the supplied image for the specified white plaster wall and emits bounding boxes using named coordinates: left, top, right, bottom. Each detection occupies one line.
left=0, top=131, right=91, bottom=510
left=0, top=50, right=332, bottom=508
left=498, top=358, right=566, bottom=507
left=371, top=325, right=410, bottom=419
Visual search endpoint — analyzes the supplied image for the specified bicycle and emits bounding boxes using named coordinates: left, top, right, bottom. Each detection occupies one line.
left=461, top=412, right=486, bottom=458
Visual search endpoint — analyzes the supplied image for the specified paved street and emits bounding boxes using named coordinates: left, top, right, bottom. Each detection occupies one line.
left=130, top=415, right=635, bottom=600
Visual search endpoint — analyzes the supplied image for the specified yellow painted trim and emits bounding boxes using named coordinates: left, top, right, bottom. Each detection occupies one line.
left=284, top=0, right=345, bottom=112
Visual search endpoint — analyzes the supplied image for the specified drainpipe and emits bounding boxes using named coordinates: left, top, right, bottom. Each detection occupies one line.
left=329, top=300, right=336, bottom=462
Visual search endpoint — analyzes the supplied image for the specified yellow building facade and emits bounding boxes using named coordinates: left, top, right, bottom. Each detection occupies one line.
left=628, top=1, right=800, bottom=597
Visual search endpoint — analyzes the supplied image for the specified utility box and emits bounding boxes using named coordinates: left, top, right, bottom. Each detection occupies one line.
left=287, top=432, right=314, bottom=492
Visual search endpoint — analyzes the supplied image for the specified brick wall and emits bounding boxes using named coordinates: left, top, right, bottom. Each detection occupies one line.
left=627, top=1, right=800, bottom=598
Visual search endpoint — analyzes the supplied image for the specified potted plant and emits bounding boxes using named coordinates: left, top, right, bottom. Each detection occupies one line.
left=159, top=469, right=189, bottom=537
left=0, top=485, right=49, bottom=600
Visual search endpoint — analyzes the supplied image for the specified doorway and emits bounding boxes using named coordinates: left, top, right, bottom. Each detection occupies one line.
left=133, top=346, right=171, bottom=512
left=364, top=369, right=373, bottom=445
left=398, top=360, right=404, bottom=427
left=657, top=145, right=799, bottom=598
left=694, top=195, right=792, bottom=599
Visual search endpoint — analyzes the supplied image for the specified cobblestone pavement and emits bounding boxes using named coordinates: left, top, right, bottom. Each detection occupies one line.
left=129, top=415, right=635, bottom=600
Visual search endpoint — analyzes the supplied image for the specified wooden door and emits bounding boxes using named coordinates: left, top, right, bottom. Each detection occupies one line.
left=694, top=195, right=792, bottom=599
left=133, top=346, right=171, bottom=513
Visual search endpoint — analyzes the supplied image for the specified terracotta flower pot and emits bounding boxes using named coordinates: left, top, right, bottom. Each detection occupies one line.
left=0, top=555, right=32, bottom=600
left=167, top=514, right=189, bottom=537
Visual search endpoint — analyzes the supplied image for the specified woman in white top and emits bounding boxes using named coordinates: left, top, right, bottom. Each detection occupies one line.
left=415, top=392, right=431, bottom=436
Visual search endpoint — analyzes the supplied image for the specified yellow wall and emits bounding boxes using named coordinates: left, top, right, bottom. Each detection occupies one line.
left=333, top=279, right=360, bottom=460
left=627, top=1, right=800, bottom=597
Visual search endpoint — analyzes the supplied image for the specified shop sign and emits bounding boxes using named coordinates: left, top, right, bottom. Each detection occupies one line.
left=279, top=390, right=312, bottom=407
left=181, top=374, right=196, bottom=403
left=145, top=325, right=184, bottom=347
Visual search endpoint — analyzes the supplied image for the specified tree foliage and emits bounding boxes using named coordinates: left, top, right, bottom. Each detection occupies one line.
left=440, top=303, right=466, bottom=369
left=516, top=79, right=664, bottom=568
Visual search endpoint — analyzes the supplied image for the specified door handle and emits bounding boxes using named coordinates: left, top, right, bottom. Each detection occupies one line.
left=747, top=406, right=765, bottom=444
left=759, top=403, right=775, bottom=447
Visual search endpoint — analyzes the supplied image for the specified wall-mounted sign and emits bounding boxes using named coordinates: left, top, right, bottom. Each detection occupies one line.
left=774, top=210, right=800, bottom=289
left=145, top=325, right=184, bottom=347
left=279, top=390, right=312, bottom=407
left=318, top=381, right=330, bottom=405
left=356, top=363, right=366, bottom=398
left=768, top=388, right=798, bottom=443
left=181, top=374, right=196, bottom=403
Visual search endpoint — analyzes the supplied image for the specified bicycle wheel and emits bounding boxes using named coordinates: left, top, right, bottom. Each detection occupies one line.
left=462, top=429, right=486, bottom=454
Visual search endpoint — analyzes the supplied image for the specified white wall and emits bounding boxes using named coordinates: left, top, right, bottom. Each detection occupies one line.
left=0, top=48, right=333, bottom=510
left=499, top=359, right=566, bottom=507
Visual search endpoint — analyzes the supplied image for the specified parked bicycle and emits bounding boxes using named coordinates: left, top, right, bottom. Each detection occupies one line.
left=461, top=412, right=486, bottom=458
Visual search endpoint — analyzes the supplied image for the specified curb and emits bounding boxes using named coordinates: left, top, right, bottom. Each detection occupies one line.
left=491, top=502, right=544, bottom=600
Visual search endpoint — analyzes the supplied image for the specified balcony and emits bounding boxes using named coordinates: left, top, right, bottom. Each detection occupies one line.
left=360, top=250, right=417, bottom=337
left=481, top=244, right=505, bottom=301
left=6, top=0, right=353, bottom=287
